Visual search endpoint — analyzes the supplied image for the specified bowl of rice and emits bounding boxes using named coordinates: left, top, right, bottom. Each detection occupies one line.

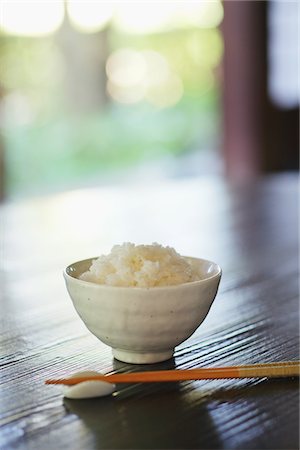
left=64, top=243, right=222, bottom=364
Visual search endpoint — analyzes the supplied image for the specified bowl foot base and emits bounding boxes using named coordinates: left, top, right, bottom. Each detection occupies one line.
left=112, top=348, right=174, bottom=364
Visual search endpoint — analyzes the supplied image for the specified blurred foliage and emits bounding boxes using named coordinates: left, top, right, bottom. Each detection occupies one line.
left=108, top=27, right=223, bottom=97
left=0, top=24, right=222, bottom=197
left=4, top=96, right=219, bottom=196
left=0, top=34, right=64, bottom=118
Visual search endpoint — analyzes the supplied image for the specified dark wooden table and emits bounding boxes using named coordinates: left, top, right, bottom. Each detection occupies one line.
left=1, top=174, right=299, bottom=450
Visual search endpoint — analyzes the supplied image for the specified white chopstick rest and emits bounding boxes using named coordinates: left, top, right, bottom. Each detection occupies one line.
left=63, top=371, right=115, bottom=399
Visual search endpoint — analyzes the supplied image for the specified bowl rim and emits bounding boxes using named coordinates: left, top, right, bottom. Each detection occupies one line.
left=64, top=256, right=222, bottom=291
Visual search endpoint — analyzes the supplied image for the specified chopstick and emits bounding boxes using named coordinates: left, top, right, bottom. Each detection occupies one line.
left=45, top=361, right=300, bottom=385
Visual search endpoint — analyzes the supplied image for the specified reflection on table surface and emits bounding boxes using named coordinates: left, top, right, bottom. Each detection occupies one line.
left=1, top=174, right=299, bottom=449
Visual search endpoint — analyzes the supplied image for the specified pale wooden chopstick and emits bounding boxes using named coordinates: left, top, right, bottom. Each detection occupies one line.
left=45, top=361, right=300, bottom=385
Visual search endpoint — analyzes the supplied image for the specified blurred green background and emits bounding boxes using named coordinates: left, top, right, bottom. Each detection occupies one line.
left=0, top=1, right=224, bottom=198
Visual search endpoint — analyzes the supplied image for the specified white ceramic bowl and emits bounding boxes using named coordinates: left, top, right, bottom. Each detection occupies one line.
left=64, top=257, right=222, bottom=364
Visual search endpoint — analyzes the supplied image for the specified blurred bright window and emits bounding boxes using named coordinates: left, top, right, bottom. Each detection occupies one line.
left=268, top=1, right=299, bottom=109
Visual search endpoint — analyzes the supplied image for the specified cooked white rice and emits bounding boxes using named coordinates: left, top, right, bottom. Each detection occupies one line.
left=79, top=242, right=200, bottom=287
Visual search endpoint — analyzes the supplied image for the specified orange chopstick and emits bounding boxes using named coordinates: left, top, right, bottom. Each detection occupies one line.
left=45, top=361, right=299, bottom=385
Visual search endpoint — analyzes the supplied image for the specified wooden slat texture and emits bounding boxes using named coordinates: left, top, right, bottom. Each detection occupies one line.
left=0, top=174, right=299, bottom=449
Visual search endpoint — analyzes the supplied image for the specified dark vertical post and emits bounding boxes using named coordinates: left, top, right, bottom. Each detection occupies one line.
left=222, top=1, right=267, bottom=181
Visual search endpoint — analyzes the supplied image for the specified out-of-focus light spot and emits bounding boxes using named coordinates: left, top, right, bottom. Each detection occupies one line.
left=106, top=48, right=184, bottom=108
left=113, top=1, right=223, bottom=35
left=0, top=0, right=64, bottom=36
left=67, top=1, right=113, bottom=33
left=0, top=0, right=223, bottom=37
left=106, top=49, right=146, bottom=88
left=142, top=51, right=170, bottom=87
left=113, top=3, right=174, bottom=35
left=144, top=53, right=184, bottom=108
left=146, top=73, right=183, bottom=108
left=106, top=80, right=145, bottom=104
left=178, top=1, right=223, bottom=29
left=187, top=29, right=223, bottom=68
